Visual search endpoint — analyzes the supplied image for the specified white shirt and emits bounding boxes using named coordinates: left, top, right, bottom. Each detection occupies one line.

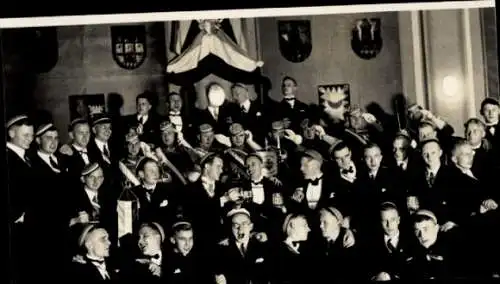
left=150, top=252, right=162, bottom=266
left=426, top=165, right=440, bottom=181
left=240, top=100, right=251, bottom=113
left=384, top=231, right=400, bottom=251
left=208, top=106, right=219, bottom=120
left=457, top=166, right=476, bottom=179
left=73, top=144, right=90, bottom=165
left=95, top=138, right=111, bottom=163
left=305, top=174, right=323, bottom=210
left=138, top=114, right=148, bottom=124
left=284, top=96, right=296, bottom=108
left=86, top=255, right=110, bottom=280
left=201, top=176, right=216, bottom=197
left=169, top=112, right=183, bottom=131
left=37, top=151, right=60, bottom=173
left=369, top=168, right=379, bottom=179
left=251, top=177, right=265, bottom=205
left=85, top=188, right=100, bottom=208
left=397, top=159, right=408, bottom=171
left=7, top=142, right=28, bottom=163
left=340, top=163, right=357, bottom=183
left=284, top=238, right=300, bottom=254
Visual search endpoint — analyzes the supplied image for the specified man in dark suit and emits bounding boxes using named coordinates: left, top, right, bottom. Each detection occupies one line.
left=69, top=224, right=118, bottom=282
left=230, top=83, right=266, bottom=144
left=214, top=208, right=272, bottom=284
left=124, top=92, right=162, bottom=146
left=195, top=83, right=234, bottom=135
left=275, top=76, right=309, bottom=133
left=480, top=98, right=499, bottom=149
left=5, top=114, right=36, bottom=283
left=367, top=202, right=417, bottom=282
left=464, top=118, right=497, bottom=181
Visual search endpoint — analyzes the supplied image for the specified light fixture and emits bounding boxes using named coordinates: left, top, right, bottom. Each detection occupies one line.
left=442, top=75, right=459, bottom=97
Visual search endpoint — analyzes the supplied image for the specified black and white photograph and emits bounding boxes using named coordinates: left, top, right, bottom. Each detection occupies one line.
left=2, top=1, right=499, bottom=283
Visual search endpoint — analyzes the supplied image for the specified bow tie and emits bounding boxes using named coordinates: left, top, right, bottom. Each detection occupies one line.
left=307, top=177, right=321, bottom=186
left=88, top=257, right=105, bottom=264
left=150, top=254, right=160, bottom=260
left=77, top=149, right=88, bottom=154
left=144, top=184, right=156, bottom=191
left=251, top=180, right=263, bottom=186
left=284, top=97, right=295, bottom=101
left=342, top=167, right=354, bottom=175
left=169, top=111, right=181, bottom=116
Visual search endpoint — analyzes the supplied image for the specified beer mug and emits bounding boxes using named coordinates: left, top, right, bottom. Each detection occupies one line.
left=78, top=211, right=90, bottom=224
left=272, top=193, right=284, bottom=207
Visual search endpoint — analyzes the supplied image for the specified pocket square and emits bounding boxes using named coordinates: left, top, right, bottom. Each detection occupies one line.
left=255, top=258, right=264, bottom=263
left=329, top=192, right=336, bottom=198
left=174, top=268, right=181, bottom=274
left=160, top=200, right=169, bottom=207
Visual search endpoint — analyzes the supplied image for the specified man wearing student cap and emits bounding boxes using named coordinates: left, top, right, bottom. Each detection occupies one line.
left=162, top=221, right=213, bottom=284
left=67, top=163, right=117, bottom=244
left=120, top=222, right=167, bottom=281
left=5, top=114, right=35, bottom=283
left=69, top=223, right=118, bottom=282
left=120, top=131, right=144, bottom=189
left=214, top=208, right=272, bottom=284
left=406, top=209, right=454, bottom=282
left=63, top=118, right=101, bottom=185
left=188, top=124, right=226, bottom=162
left=88, top=114, right=115, bottom=166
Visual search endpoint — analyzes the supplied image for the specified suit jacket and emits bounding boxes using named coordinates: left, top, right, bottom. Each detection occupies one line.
left=65, top=144, right=102, bottom=186
left=195, top=103, right=235, bottom=135
left=215, top=237, right=272, bottom=284
left=274, top=99, right=309, bottom=133
left=162, top=248, right=213, bottom=284
left=230, top=101, right=267, bottom=144
left=406, top=237, right=452, bottom=283
left=69, top=258, right=119, bottom=283
left=6, top=147, right=35, bottom=223
left=124, top=112, right=162, bottom=146
left=131, top=182, right=183, bottom=229
left=272, top=241, right=314, bottom=284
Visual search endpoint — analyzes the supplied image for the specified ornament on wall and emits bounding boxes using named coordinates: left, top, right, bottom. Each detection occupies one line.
left=69, top=94, right=106, bottom=121
left=278, top=20, right=312, bottom=63
left=318, top=83, right=351, bottom=106
left=111, top=25, right=147, bottom=70
left=351, top=18, right=382, bottom=60
left=28, top=27, right=59, bottom=73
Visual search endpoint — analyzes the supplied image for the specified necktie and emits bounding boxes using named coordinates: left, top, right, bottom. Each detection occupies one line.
left=24, top=154, right=31, bottom=166
left=239, top=243, right=246, bottom=256
left=49, top=156, right=59, bottom=169
left=213, top=108, right=219, bottom=120
left=387, top=238, right=396, bottom=253
left=369, top=173, right=375, bottom=180
left=103, top=145, right=110, bottom=159
left=427, top=172, right=435, bottom=187
left=241, top=105, right=247, bottom=113
left=92, top=195, right=99, bottom=204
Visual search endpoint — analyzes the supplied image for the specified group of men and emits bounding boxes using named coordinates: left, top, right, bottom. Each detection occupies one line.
left=6, top=76, right=500, bottom=283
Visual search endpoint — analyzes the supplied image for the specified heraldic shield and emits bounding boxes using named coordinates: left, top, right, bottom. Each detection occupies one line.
left=111, top=25, right=147, bottom=70
left=351, top=18, right=383, bottom=60
left=278, top=20, right=312, bottom=63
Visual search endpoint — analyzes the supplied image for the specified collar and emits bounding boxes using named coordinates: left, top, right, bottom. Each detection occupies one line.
left=169, top=110, right=181, bottom=116
left=72, top=144, right=87, bottom=153
left=94, top=138, right=108, bottom=151
left=201, top=175, right=215, bottom=186
left=138, top=113, right=148, bottom=119
left=37, top=150, right=59, bottom=169
left=484, top=121, right=498, bottom=127
left=143, top=182, right=157, bottom=190
left=325, top=229, right=340, bottom=243
left=235, top=238, right=250, bottom=249
left=251, top=175, right=264, bottom=184
left=85, top=187, right=98, bottom=200
left=240, top=100, right=251, bottom=111
left=283, top=95, right=296, bottom=100
left=369, top=168, right=379, bottom=178
left=470, top=142, right=482, bottom=150
left=426, top=164, right=440, bottom=176
left=384, top=230, right=400, bottom=243
left=284, top=237, right=300, bottom=254
left=7, top=142, right=26, bottom=159
left=148, top=252, right=162, bottom=265
left=86, top=254, right=105, bottom=264
left=208, top=106, right=218, bottom=112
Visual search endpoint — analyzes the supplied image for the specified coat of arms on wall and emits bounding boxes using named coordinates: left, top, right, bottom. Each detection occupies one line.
left=111, top=25, right=147, bottom=70
left=318, top=84, right=350, bottom=106
left=351, top=18, right=383, bottom=60
left=278, top=20, right=312, bottom=63
left=69, top=94, right=106, bottom=121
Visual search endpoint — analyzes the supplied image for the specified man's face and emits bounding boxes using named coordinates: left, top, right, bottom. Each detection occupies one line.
left=169, top=94, right=183, bottom=112
left=127, top=140, right=141, bottom=157
left=319, top=210, right=340, bottom=239
left=137, top=98, right=152, bottom=115
left=246, top=156, right=263, bottom=179
left=173, top=229, right=194, bottom=256
left=206, top=157, right=223, bottom=181
left=453, top=144, right=475, bottom=169
left=231, top=213, right=253, bottom=242
left=381, top=209, right=400, bottom=237
left=290, top=217, right=310, bottom=241
left=230, top=132, right=246, bottom=148
left=302, top=126, right=316, bottom=140
left=422, top=142, right=442, bottom=167
left=138, top=226, right=162, bottom=256
left=465, top=123, right=485, bottom=146
left=140, top=161, right=160, bottom=184
left=392, top=137, right=409, bottom=162
left=414, top=220, right=439, bottom=248
left=93, top=123, right=112, bottom=142
left=9, top=125, right=34, bottom=150
left=482, top=104, right=499, bottom=124
left=73, top=123, right=91, bottom=147
left=364, top=146, right=382, bottom=171
left=200, top=131, right=214, bottom=148
left=300, top=157, right=319, bottom=180
left=86, top=228, right=111, bottom=258
left=334, top=147, right=352, bottom=170
left=232, top=86, right=249, bottom=104
left=84, top=168, right=105, bottom=191
left=281, top=79, right=297, bottom=96
left=418, top=125, right=437, bottom=142
left=161, top=131, right=176, bottom=146
left=37, top=130, right=59, bottom=154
